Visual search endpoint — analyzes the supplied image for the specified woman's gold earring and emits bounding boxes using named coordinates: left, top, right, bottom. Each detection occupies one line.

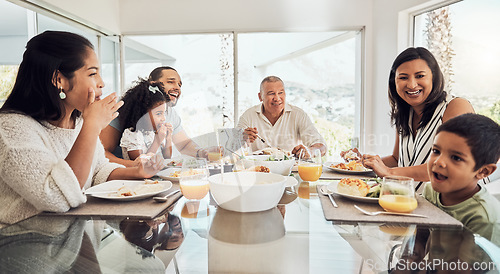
left=59, top=88, right=66, bottom=100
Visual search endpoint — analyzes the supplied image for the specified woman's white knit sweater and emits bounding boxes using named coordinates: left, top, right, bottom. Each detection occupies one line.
left=0, top=113, right=122, bottom=225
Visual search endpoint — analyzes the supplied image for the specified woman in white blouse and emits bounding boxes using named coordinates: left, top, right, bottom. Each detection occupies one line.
left=0, top=31, right=162, bottom=225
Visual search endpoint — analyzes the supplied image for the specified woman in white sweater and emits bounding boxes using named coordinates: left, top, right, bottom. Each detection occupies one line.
left=0, top=31, right=162, bottom=225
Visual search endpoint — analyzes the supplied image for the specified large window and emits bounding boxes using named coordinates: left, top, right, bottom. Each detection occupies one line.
left=0, top=0, right=29, bottom=105
left=237, top=31, right=361, bottom=158
left=126, top=31, right=363, bottom=159
left=1, top=0, right=364, bottom=160
left=125, top=34, right=235, bottom=144
left=0, top=0, right=119, bottom=103
left=413, top=0, right=500, bottom=123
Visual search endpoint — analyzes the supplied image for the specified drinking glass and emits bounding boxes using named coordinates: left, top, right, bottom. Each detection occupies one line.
left=297, top=148, right=322, bottom=182
left=378, top=176, right=417, bottom=213
left=207, top=147, right=223, bottom=163
left=180, top=158, right=210, bottom=201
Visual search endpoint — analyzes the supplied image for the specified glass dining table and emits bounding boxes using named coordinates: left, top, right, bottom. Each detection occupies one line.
left=1, top=174, right=499, bottom=274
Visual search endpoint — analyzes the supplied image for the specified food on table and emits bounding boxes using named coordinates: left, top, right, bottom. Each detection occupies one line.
left=251, top=166, right=271, bottom=173
left=116, top=180, right=165, bottom=197
left=170, top=169, right=205, bottom=178
left=331, top=161, right=367, bottom=171
left=340, top=148, right=362, bottom=162
left=256, top=147, right=291, bottom=160
left=336, top=178, right=370, bottom=197
left=236, top=165, right=271, bottom=173
left=366, top=182, right=381, bottom=198
left=170, top=170, right=182, bottom=178
left=166, top=160, right=182, bottom=167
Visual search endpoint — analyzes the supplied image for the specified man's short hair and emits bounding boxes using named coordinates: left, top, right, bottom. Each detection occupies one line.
left=148, top=66, right=177, bottom=82
left=260, top=76, right=284, bottom=93
left=436, top=113, right=500, bottom=170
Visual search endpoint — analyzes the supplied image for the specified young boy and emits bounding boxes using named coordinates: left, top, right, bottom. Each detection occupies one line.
left=423, top=113, right=500, bottom=241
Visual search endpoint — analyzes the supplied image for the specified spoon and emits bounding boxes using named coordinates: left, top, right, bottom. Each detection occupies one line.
left=153, top=189, right=181, bottom=203
left=319, top=185, right=338, bottom=208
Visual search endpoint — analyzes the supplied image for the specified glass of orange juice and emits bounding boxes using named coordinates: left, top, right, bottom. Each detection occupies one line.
left=298, top=148, right=322, bottom=182
left=180, top=158, right=210, bottom=201
left=207, top=147, right=223, bottom=162
left=379, top=176, right=417, bottom=213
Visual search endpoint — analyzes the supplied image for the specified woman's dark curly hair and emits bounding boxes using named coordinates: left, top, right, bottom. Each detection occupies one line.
left=118, top=79, right=169, bottom=131
left=388, top=47, right=447, bottom=137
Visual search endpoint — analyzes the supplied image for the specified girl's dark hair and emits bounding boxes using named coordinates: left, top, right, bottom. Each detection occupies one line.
left=148, top=66, right=177, bottom=82
left=388, top=47, right=447, bottom=137
left=437, top=114, right=500, bottom=170
left=119, top=79, right=169, bottom=131
left=0, top=31, right=94, bottom=121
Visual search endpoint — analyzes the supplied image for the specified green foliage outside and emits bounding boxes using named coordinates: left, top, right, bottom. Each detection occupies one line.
left=478, top=100, right=500, bottom=125
left=0, top=65, right=18, bottom=106
left=313, top=116, right=353, bottom=158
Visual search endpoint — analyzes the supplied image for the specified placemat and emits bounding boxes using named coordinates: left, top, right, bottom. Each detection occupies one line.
left=317, top=185, right=462, bottom=227
left=42, top=187, right=183, bottom=220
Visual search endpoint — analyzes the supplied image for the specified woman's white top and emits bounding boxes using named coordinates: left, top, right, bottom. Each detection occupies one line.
left=0, top=113, right=122, bottom=225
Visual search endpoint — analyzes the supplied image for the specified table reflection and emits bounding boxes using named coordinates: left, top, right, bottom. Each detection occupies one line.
left=0, top=174, right=499, bottom=273
left=0, top=217, right=101, bottom=273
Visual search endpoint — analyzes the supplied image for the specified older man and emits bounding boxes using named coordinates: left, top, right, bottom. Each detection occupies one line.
left=237, top=76, right=327, bottom=157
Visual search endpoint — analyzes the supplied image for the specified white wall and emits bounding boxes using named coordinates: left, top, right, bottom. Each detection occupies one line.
left=366, top=0, right=431, bottom=155
left=119, top=0, right=371, bottom=34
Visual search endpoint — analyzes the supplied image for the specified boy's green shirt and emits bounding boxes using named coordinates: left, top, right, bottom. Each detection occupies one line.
left=423, top=182, right=500, bottom=244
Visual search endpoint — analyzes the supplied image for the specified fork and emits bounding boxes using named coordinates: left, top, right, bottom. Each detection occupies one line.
left=255, top=134, right=273, bottom=148
left=319, top=185, right=338, bottom=208
left=354, top=205, right=427, bottom=218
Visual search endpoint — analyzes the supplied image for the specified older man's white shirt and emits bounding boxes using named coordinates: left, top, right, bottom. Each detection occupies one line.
left=237, top=103, right=326, bottom=152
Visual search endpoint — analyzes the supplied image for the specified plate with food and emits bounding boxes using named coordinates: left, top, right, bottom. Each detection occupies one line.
left=324, top=161, right=373, bottom=174
left=156, top=167, right=183, bottom=182
left=85, top=179, right=172, bottom=201
left=252, top=147, right=292, bottom=159
left=326, top=178, right=380, bottom=203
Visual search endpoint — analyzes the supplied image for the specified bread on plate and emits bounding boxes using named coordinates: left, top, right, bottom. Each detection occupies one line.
left=336, top=178, right=370, bottom=197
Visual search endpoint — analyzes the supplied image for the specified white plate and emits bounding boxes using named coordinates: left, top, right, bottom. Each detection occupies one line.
left=156, top=167, right=182, bottom=182
left=85, top=180, right=172, bottom=201
left=326, top=180, right=379, bottom=203
left=323, top=161, right=374, bottom=175
left=285, top=176, right=299, bottom=187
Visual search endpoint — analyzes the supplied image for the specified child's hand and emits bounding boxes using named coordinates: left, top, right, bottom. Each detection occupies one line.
left=82, top=89, right=123, bottom=132
left=165, top=123, right=173, bottom=140
left=156, top=123, right=173, bottom=142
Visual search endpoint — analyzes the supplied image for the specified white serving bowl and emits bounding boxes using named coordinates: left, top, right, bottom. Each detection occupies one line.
left=208, top=172, right=287, bottom=212
left=242, top=156, right=295, bottom=176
